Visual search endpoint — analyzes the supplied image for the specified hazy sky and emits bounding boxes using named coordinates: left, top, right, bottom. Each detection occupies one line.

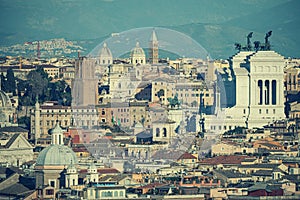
left=1, top=0, right=298, bottom=58
left=0, top=0, right=288, bottom=41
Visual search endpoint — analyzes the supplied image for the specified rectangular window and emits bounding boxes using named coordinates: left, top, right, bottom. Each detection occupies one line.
left=272, top=80, right=277, bottom=105
left=46, top=189, right=54, bottom=195
left=49, top=180, right=55, bottom=187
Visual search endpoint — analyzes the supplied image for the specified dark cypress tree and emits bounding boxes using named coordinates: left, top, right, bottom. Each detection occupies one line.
left=5, top=68, right=16, bottom=95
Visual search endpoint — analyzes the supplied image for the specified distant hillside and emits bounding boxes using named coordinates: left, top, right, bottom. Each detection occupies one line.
left=0, top=0, right=298, bottom=59
left=168, top=0, right=300, bottom=59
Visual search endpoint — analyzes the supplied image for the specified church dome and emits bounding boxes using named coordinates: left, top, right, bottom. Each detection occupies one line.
left=36, top=144, right=78, bottom=166
left=99, top=43, right=113, bottom=58
left=131, top=42, right=145, bottom=57
left=0, top=90, right=12, bottom=108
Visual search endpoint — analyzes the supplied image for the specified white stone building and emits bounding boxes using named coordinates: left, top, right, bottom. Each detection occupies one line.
left=0, top=133, right=34, bottom=167
left=205, top=50, right=286, bottom=132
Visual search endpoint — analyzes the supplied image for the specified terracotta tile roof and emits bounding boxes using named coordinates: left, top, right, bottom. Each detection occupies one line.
left=199, top=155, right=251, bottom=165
left=72, top=146, right=89, bottom=152
left=177, top=152, right=197, bottom=160
left=97, top=168, right=120, bottom=174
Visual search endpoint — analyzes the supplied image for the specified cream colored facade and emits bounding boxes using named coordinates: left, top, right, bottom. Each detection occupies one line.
left=0, top=90, right=17, bottom=127
left=212, top=141, right=255, bottom=156
left=0, top=134, right=34, bottom=166
left=84, top=185, right=126, bottom=200
left=210, top=187, right=248, bottom=199
left=43, top=65, right=59, bottom=78
left=151, top=78, right=174, bottom=105
left=285, top=66, right=300, bottom=93
left=30, top=101, right=98, bottom=141
left=246, top=129, right=271, bottom=141
left=175, top=81, right=214, bottom=107
left=152, top=119, right=176, bottom=144
left=289, top=101, right=300, bottom=119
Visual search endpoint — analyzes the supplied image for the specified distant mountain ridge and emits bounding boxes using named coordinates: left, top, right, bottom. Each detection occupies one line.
left=0, top=0, right=298, bottom=59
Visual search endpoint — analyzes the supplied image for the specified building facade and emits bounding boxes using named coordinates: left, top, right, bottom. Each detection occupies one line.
left=205, top=50, right=286, bottom=131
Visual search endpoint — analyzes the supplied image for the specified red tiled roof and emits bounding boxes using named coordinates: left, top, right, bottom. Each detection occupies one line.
left=136, top=182, right=167, bottom=189
left=177, top=152, right=197, bottom=160
left=199, top=155, right=251, bottom=165
left=72, top=146, right=89, bottom=152
left=98, top=168, right=120, bottom=174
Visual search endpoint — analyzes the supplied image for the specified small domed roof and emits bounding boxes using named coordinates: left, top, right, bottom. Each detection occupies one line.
left=131, top=42, right=145, bottom=57
left=136, top=131, right=152, bottom=139
left=49, top=122, right=64, bottom=135
left=0, top=90, right=12, bottom=108
left=36, top=145, right=78, bottom=166
left=99, top=43, right=113, bottom=58
left=134, top=122, right=143, bottom=128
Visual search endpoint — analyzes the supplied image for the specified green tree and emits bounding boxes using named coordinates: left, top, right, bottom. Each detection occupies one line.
left=5, top=68, right=16, bottom=95
left=48, top=80, right=72, bottom=106
left=18, top=116, right=30, bottom=130
left=19, top=66, right=49, bottom=106
left=0, top=73, right=5, bottom=91
left=19, top=66, right=72, bottom=106
left=27, top=69, right=49, bottom=102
